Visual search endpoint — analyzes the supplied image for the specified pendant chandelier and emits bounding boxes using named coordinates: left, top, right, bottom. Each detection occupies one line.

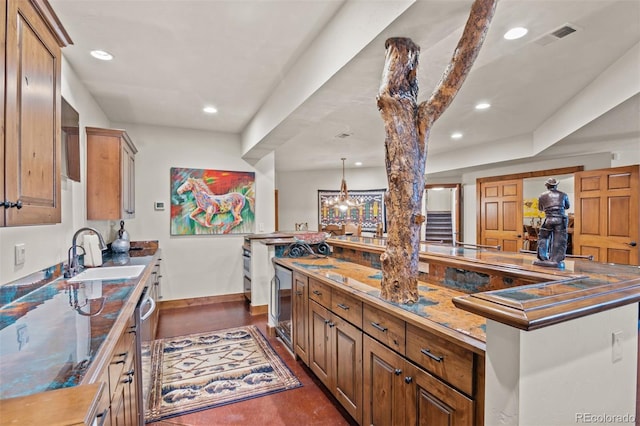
left=324, top=158, right=364, bottom=212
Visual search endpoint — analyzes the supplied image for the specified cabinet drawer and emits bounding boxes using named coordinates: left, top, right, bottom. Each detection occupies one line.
left=309, top=279, right=332, bottom=308
left=331, top=289, right=362, bottom=328
left=363, top=304, right=405, bottom=354
left=406, top=323, right=474, bottom=395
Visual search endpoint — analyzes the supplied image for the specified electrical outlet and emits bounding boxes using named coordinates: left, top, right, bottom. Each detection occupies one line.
left=612, top=331, right=623, bottom=362
left=15, top=243, right=26, bottom=265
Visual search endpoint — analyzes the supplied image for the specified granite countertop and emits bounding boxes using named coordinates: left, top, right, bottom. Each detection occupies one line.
left=327, top=236, right=640, bottom=331
left=274, top=256, right=487, bottom=352
left=0, top=245, right=158, bottom=400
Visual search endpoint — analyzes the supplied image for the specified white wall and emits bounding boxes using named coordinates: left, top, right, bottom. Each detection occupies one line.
left=111, top=123, right=274, bottom=301
left=276, top=166, right=387, bottom=231
left=485, top=303, right=638, bottom=425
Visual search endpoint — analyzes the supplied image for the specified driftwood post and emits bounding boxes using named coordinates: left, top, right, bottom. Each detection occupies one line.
left=377, top=0, right=497, bottom=304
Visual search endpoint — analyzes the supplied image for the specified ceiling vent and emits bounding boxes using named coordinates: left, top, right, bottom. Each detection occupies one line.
left=534, top=23, right=579, bottom=46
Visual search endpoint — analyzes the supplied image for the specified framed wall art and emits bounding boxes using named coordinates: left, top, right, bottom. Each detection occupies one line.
left=170, top=167, right=255, bottom=235
left=318, top=189, right=386, bottom=233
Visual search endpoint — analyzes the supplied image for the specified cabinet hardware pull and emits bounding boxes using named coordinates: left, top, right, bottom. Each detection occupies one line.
left=628, top=241, right=637, bottom=247
left=122, top=376, right=133, bottom=384
left=394, top=369, right=402, bottom=376
left=329, top=322, right=335, bottom=328
left=296, top=291, right=303, bottom=296
left=404, top=376, right=413, bottom=384
left=2, top=200, right=22, bottom=209
left=324, top=319, right=331, bottom=324
left=312, top=290, right=321, bottom=296
left=126, top=369, right=134, bottom=376
left=96, top=408, right=109, bottom=426
left=370, top=322, right=388, bottom=332
left=420, top=348, right=444, bottom=362
left=116, top=352, right=128, bottom=357
left=113, top=359, right=126, bottom=365
left=337, top=303, right=349, bottom=310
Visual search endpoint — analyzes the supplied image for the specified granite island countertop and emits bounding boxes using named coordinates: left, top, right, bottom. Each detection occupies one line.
left=273, top=255, right=487, bottom=353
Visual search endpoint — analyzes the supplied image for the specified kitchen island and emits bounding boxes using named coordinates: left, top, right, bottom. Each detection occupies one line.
left=274, top=236, right=639, bottom=425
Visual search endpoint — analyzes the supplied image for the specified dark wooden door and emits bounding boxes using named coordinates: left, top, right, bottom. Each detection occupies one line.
left=478, top=179, right=523, bottom=252
left=5, top=0, right=63, bottom=225
left=406, top=363, right=474, bottom=426
left=331, top=315, right=362, bottom=424
left=363, top=336, right=407, bottom=426
left=573, top=165, right=639, bottom=265
left=308, top=300, right=331, bottom=387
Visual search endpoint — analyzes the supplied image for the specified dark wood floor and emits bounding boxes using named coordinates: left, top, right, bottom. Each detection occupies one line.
left=147, top=300, right=356, bottom=426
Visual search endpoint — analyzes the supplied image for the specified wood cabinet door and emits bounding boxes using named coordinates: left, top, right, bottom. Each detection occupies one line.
left=4, top=0, right=62, bottom=225
left=293, top=272, right=309, bottom=365
left=0, top=0, right=5, bottom=226
left=308, top=300, right=332, bottom=387
left=573, top=165, right=639, bottom=265
left=331, top=315, right=362, bottom=424
left=363, top=335, right=406, bottom=426
left=478, top=179, right=523, bottom=252
left=122, top=141, right=135, bottom=217
left=406, top=363, right=474, bottom=426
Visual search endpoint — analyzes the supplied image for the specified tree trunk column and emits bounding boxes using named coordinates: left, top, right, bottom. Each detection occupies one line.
left=377, top=38, right=424, bottom=304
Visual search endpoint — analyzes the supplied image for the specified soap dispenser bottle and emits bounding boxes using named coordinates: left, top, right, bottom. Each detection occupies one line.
left=111, top=220, right=130, bottom=253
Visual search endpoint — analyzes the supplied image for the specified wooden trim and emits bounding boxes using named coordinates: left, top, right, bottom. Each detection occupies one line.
left=453, top=277, right=640, bottom=331
left=250, top=303, right=269, bottom=315
left=30, top=0, right=73, bottom=46
left=158, top=293, right=245, bottom=310
left=265, top=324, right=277, bottom=337
left=476, top=166, right=584, bottom=184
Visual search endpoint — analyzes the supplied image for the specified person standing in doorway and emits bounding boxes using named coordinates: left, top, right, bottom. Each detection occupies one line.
left=534, top=178, right=571, bottom=268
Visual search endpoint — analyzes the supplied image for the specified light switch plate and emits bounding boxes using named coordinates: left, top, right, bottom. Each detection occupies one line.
left=612, top=331, right=623, bottom=362
left=15, top=243, right=26, bottom=265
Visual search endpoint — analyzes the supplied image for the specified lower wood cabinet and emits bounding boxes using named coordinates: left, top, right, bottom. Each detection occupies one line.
left=289, top=269, right=482, bottom=426
left=97, top=314, right=140, bottom=426
left=309, top=300, right=363, bottom=424
left=364, top=335, right=474, bottom=426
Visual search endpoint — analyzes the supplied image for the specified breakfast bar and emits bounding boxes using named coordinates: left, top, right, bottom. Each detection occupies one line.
left=273, top=236, right=640, bottom=425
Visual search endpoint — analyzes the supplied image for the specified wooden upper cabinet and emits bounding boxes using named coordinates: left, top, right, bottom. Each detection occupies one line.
left=86, top=127, right=137, bottom=220
left=2, top=0, right=71, bottom=226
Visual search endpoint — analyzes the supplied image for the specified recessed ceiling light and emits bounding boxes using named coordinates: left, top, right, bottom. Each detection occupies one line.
left=90, top=50, right=113, bottom=61
left=354, top=161, right=363, bottom=166
left=451, top=132, right=463, bottom=139
left=504, top=27, right=528, bottom=40
left=203, top=106, right=218, bottom=114
left=475, top=102, right=491, bottom=110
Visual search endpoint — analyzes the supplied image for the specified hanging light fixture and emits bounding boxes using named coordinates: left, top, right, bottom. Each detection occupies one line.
left=324, top=158, right=364, bottom=212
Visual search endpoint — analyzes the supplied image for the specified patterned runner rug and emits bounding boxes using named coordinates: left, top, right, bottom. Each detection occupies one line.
left=142, top=325, right=302, bottom=423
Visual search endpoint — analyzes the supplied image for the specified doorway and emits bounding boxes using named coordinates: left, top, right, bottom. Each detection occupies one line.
left=424, top=184, right=462, bottom=244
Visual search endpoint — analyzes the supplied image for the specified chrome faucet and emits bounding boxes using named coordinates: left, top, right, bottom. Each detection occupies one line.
left=65, top=227, right=108, bottom=278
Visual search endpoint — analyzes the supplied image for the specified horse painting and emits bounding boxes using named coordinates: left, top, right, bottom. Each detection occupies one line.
left=177, top=177, right=255, bottom=233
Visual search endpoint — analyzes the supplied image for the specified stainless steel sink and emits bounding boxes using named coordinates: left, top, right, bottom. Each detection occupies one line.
left=67, top=265, right=145, bottom=282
